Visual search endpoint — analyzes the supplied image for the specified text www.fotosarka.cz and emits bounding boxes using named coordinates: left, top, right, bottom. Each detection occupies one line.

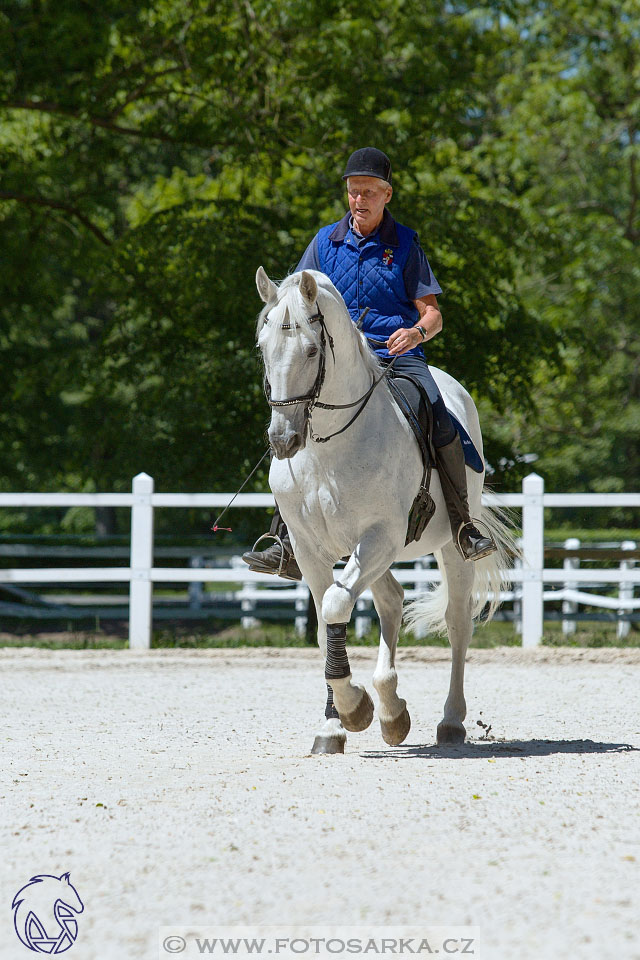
left=159, top=926, right=480, bottom=958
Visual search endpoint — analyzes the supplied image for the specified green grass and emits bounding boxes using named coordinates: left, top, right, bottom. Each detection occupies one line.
left=1, top=618, right=637, bottom=649
left=545, top=527, right=640, bottom=542
left=538, top=621, right=640, bottom=647
left=0, top=632, right=129, bottom=650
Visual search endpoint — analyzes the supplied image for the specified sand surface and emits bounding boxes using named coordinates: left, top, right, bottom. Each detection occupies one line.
left=1, top=646, right=638, bottom=960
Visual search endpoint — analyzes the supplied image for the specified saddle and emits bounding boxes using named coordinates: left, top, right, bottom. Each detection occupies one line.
left=387, top=372, right=484, bottom=545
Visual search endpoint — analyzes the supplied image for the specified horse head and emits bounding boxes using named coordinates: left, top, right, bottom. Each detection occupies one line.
left=54, top=873, right=84, bottom=915
left=256, top=267, right=324, bottom=459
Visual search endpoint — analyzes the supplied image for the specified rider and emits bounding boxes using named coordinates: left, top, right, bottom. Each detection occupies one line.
left=243, top=147, right=497, bottom=580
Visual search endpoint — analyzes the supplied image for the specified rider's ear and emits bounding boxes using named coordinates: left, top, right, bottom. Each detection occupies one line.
left=256, top=266, right=277, bottom=303
left=299, top=270, right=318, bottom=306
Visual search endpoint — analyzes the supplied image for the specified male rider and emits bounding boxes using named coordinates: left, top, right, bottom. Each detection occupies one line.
left=242, top=147, right=496, bottom=580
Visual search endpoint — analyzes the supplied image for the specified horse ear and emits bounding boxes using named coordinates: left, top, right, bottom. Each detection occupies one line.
left=299, top=270, right=317, bottom=305
left=256, top=266, right=277, bottom=303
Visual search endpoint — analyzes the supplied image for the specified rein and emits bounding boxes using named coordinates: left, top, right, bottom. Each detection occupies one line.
left=263, top=304, right=398, bottom=444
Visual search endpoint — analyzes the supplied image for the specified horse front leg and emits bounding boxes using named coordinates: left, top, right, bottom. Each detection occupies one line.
left=321, top=523, right=402, bottom=734
left=371, top=570, right=411, bottom=746
left=293, top=553, right=348, bottom=755
left=324, top=621, right=375, bottom=732
left=437, top=542, right=475, bottom=745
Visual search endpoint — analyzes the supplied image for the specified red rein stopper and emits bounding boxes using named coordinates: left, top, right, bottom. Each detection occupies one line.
left=212, top=524, right=232, bottom=533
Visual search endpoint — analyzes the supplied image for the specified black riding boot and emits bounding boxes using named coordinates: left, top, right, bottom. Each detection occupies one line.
left=436, top=433, right=497, bottom=561
left=241, top=504, right=302, bottom=581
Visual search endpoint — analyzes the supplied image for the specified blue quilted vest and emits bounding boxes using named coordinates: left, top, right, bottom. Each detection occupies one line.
left=316, top=210, right=421, bottom=359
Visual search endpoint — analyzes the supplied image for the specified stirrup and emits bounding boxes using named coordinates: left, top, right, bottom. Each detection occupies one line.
left=249, top=532, right=287, bottom=577
left=455, top=518, right=496, bottom=559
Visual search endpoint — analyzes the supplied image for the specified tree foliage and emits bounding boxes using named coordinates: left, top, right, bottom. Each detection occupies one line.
left=0, top=0, right=637, bottom=534
left=475, top=0, right=640, bottom=494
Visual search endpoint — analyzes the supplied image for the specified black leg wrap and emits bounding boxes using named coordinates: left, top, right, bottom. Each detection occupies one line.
left=325, top=622, right=350, bottom=680
left=324, top=683, right=340, bottom=720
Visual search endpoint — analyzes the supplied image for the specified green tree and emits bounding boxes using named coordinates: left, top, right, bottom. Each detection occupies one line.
left=0, top=0, right=562, bottom=536
left=474, top=0, right=640, bottom=502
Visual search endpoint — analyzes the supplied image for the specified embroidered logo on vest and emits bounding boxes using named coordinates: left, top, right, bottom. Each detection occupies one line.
left=382, top=248, right=394, bottom=266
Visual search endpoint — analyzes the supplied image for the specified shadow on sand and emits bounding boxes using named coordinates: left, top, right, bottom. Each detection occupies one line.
left=361, top=738, right=638, bottom=760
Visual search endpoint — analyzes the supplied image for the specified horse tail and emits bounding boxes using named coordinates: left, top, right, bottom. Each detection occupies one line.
left=469, top=496, right=517, bottom=624
left=403, top=550, right=450, bottom=637
left=403, top=493, right=518, bottom=638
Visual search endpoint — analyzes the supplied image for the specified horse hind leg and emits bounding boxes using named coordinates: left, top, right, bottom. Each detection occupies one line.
left=371, top=570, right=411, bottom=746
left=437, top=541, right=475, bottom=745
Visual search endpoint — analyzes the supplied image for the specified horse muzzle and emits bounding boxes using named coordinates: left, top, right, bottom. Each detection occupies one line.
left=269, top=426, right=306, bottom=459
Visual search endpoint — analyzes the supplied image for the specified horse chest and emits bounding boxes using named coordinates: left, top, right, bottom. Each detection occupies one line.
left=272, top=470, right=341, bottom=521
left=302, top=483, right=341, bottom=522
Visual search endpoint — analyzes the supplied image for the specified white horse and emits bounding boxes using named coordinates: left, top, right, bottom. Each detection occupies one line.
left=256, top=267, right=514, bottom=754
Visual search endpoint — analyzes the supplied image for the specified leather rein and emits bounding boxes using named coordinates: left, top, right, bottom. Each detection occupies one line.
left=263, top=304, right=397, bottom=444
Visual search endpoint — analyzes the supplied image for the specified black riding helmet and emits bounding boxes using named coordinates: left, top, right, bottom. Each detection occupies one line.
left=342, top=147, right=392, bottom=184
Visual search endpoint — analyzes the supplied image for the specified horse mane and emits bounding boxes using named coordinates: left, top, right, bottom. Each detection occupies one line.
left=257, top=271, right=382, bottom=380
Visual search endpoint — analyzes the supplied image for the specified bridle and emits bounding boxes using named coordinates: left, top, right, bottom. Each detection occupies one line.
left=263, top=304, right=333, bottom=410
left=262, top=302, right=396, bottom=444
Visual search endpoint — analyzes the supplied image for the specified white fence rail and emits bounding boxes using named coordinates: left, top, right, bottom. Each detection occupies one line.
left=0, top=472, right=638, bottom=649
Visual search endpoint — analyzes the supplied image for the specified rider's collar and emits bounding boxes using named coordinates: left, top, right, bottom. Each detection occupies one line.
left=349, top=217, right=378, bottom=242
left=328, top=209, right=399, bottom=246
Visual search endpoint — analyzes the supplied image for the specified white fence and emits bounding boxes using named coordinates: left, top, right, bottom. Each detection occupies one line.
left=0, top=472, right=638, bottom=649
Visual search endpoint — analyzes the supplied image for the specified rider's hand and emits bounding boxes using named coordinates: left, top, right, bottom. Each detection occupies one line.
left=386, top=326, right=423, bottom=355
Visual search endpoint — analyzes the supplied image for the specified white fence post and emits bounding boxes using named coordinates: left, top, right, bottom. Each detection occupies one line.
left=522, top=472, right=544, bottom=647
left=294, top=581, right=309, bottom=637
left=618, top=540, right=636, bottom=640
left=232, top=557, right=259, bottom=630
left=355, top=597, right=369, bottom=639
left=562, top=537, right=580, bottom=634
left=129, top=472, right=154, bottom=649
left=189, top=556, right=204, bottom=610
left=513, top=546, right=523, bottom=635
left=411, top=557, right=431, bottom=640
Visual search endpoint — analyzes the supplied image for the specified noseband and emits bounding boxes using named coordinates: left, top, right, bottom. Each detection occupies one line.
left=262, top=302, right=396, bottom=444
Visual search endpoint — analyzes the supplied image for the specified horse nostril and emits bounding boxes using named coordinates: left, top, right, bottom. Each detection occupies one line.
left=284, top=434, right=302, bottom=456
left=269, top=432, right=303, bottom=459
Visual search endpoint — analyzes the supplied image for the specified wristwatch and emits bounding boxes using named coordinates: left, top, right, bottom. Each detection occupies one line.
left=414, top=325, right=427, bottom=341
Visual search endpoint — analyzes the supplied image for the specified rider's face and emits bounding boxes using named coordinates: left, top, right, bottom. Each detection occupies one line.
left=347, top=176, right=392, bottom=236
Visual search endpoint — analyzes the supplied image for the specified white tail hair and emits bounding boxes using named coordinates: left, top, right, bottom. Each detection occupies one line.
left=403, top=496, right=519, bottom=637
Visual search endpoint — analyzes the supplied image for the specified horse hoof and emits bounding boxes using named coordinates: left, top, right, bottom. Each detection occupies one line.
left=311, top=734, right=345, bottom=755
left=380, top=705, right=411, bottom=746
left=339, top=686, right=374, bottom=732
left=437, top=720, right=466, bottom=745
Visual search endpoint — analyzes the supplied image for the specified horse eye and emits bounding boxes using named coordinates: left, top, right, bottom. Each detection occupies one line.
left=308, top=346, right=319, bottom=358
